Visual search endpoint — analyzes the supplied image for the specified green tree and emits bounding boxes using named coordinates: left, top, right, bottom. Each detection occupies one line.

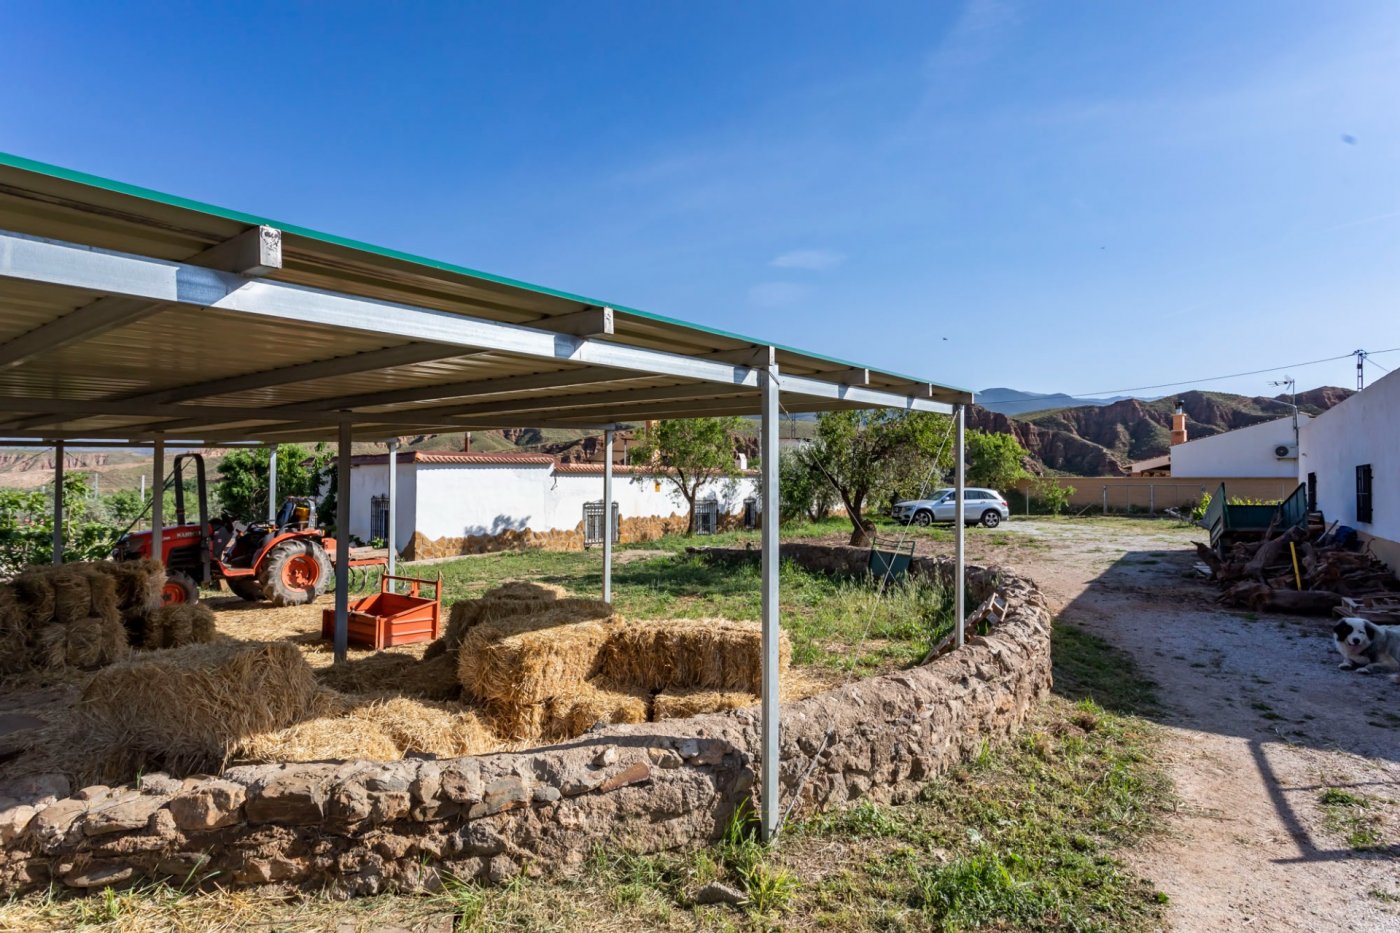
left=0, top=473, right=119, bottom=572
left=777, top=449, right=836, bottom=524
left=215, top=443, right=331, bottom=523
left=1034, top=478, right=1075, bottom=515
left=965, top=430, right=1030, bottom=490
left=628, top=417, right=744, bottom=533
left=799, top=410, right=953, bottom=546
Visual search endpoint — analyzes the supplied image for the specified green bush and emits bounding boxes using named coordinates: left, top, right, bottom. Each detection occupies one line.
left=1033, top=479, right=1074, bottom=515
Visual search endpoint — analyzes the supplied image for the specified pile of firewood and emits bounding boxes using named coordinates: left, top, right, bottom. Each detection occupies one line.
left=1195, top=526, right=1400, bottom=617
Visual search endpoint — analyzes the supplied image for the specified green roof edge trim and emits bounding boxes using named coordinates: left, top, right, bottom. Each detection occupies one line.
left=0, top=149, right=971, bottom=398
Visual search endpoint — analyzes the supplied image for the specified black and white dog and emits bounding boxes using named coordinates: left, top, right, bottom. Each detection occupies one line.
left=1334, top=617, right=1400, bottom=684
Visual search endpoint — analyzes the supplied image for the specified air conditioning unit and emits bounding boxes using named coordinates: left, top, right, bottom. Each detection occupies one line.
left=1273, top=444, right=1298, bottom=460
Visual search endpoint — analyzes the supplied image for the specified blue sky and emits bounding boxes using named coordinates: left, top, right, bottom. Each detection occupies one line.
left=3, top=1, right=1397, bottom=400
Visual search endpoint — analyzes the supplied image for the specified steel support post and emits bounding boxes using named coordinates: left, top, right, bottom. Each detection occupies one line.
left=602, top=428, right=614, bottom=604
left=954, top=404, right=966, bottom=648
left=50, top=440, right=64, bottom=564
left=387, top=439, right=398, bottom=580
left=333, top=421, right=352, bottom=663
left=151, top=439, right=164, bottom=564
left=759, top=360, right=781, bottom=840
left=267, top=445, right=278, bottom=522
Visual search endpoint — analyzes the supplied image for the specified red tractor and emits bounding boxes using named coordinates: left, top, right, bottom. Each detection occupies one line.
left=111, top=453, right=343, bottom=606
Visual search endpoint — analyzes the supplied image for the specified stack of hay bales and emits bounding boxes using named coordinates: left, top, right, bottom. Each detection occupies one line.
left=456, top=597, right=637, bottom=740
left=75, top=640, right=319, bottom=777
left=0, top=561, right=161, bottom=674
left=316, top=650, right=462, bottom=702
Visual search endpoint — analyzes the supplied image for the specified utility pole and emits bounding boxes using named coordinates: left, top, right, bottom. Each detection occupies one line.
left=1270, top=375, right=1298, bottom=445
left=1355, top=349, right=1367, bottom=390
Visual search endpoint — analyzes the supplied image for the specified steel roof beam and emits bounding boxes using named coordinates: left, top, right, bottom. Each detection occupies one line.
left=0, top=225, right=283, bottom=373
left=0, top=229, right=959, bottom=419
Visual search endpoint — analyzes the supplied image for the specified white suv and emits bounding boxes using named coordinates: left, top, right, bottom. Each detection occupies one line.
left=892, top=488, right=1011, bottom=528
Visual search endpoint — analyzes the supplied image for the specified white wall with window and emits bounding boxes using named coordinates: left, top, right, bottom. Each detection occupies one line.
left=1298, top=369, right=1400, bottom=571
left=347, top=451, right=758, bottom=557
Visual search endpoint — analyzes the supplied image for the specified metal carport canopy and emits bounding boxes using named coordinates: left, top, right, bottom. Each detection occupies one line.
left=0, top=151, right=974, bottom=844
left=0, top=152, right=970, bottom=444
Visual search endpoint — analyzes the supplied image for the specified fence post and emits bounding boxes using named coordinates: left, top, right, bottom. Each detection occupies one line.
left=1149, top=484, right=1155, bottom=514
left=1102, top=486, right=1108, bottom=515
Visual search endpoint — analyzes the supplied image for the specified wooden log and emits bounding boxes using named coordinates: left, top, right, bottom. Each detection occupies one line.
left=1245, top=526, right=1305, bottom=581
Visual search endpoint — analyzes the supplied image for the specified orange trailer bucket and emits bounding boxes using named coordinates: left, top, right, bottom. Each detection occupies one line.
left=321, top=573, right=443, bottom=650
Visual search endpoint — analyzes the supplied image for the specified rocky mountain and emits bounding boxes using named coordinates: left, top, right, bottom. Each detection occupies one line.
left=970, top=387, right=1352, bottom=477
left=976, top=387, right=1140, bottom=416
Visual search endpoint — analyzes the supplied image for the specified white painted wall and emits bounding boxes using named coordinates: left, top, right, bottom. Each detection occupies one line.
left=350, top=461, right=758, bottom=545
left=1170, top=415, right=1309, bottom=478
left=347, top=460, right=417, bottom=550
left=1299, top=370, right=1399, bottom=548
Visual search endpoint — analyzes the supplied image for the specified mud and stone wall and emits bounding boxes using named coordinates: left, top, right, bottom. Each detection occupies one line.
left=0, top=552, right=1050, bottom=897
left=408, top=512, right=746, bottom=559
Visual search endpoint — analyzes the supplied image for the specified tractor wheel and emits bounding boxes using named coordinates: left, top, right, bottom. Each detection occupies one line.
left=227, top=577, right=265, bottom=602
left=161, top=571, right=199, bottom=606
left=259, top=540, right=332, bottom=607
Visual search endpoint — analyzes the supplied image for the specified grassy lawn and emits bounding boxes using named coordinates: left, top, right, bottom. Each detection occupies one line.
left=395, top=545, right=955, bottom=677
left=0, top=620, right=1170, bottom=932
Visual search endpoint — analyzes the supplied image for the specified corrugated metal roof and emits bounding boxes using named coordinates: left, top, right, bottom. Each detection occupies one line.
left=0, top=151, right=973, bottom=444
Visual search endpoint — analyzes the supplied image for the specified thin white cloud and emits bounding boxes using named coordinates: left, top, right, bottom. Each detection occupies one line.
left=770, top=249, right=846, bottom=271
left=748, top=281, right=810, bottom=308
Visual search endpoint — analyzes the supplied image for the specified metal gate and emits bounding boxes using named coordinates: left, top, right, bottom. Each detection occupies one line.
left=693, top=496, right=720, bottom=535
left=583, top=500, right=620, bottom=547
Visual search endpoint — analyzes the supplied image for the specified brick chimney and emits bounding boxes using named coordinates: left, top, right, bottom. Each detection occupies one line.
left=1170, top=400, right=1188, bottom=446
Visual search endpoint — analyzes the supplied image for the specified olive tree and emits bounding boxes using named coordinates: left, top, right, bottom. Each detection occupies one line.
left=798, top=409, right=953, bottom=546
left=628, top=417, right=744, bottom=533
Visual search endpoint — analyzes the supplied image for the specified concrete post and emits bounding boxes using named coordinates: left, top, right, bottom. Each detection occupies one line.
left=954, top=405, right=966, bottom=648
left=333, top=421, right=352, bottom=663
left=603, top=428, right=614, bottom=604
left=50, top=440, right=64, bottom=564
left=759, top=359, right=781, bottom=840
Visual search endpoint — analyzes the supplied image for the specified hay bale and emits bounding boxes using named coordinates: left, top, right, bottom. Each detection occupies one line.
left=77, top=641, right=318, bottom=775
left=457, top=598, right=618, bottom=708
left=598, top=618, right=789, bottom=694
left=235, top=695, right=497, bottom=762
left=653, top=689, right=757, bottom=721
left=357, top=697, right=498, bottom=757
left=51, top=572, right=93, bottom=625
left=90, top=559, right=166, bottom=619
left=317, top=651, right=464, bottom=702
left=83, top=569, right=120, bottom=622
left=0, top=586, right=29, bottom=674
left=13, top=570, right=55, bottom=626
left=142, top=604, right=217, bottom=650
left=544, top=683, right=648, bottom=740
left=236, top=716, right=401, bottom=763
left=33, top=615, right=130, bottom=670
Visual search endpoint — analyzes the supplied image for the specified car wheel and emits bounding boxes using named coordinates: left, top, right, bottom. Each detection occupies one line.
left=914, top=510, right=933, bottom=527
left=981, top=510, right=1001, bottom=528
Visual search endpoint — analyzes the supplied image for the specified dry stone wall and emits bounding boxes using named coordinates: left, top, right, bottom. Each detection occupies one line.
left=0, top=551, right=1050, bottom=897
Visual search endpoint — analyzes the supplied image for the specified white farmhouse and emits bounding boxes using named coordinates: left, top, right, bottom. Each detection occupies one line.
left=1298, top=368, right=1399, bottom=570
left=1169, top=413, right=1308, bottom=479
left=347, top=451, right=758, bottom=559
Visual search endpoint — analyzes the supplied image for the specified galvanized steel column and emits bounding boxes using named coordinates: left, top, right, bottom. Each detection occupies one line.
left=954, top=405, right=966, bottom=648
left=267, top=445, right=278, bottom=522
left=602, top=428, right=614, bottom=604
left=334, top=421, right=352, bottom=663
left=759, top=359, right=781, bottom=841
left=387, top=439, right=398, bottom=580
left=151, top=438, right=164, bottom=565
left=50, top=440, right=64, bottom=564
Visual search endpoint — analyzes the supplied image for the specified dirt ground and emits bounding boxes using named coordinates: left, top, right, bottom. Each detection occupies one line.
left=963, top=517, right=1400, bottom=933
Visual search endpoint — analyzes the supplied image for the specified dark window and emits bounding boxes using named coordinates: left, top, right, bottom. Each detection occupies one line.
left=1356, top=464, right=1373, bottom=524
left=1306, top=473, right=1317, bottom=512
left=370, top=495, right=389, bottom=541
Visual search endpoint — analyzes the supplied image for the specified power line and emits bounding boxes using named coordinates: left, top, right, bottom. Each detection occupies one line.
left=997, top=345, right=1400, bottom=407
